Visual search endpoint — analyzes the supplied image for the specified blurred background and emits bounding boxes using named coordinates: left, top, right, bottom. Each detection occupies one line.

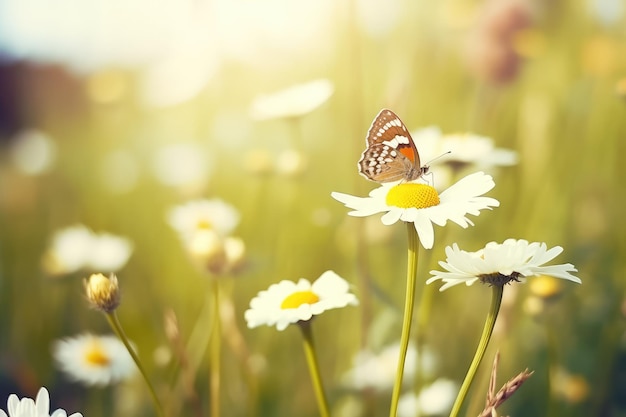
left=0, top=0, right=625, bottom=416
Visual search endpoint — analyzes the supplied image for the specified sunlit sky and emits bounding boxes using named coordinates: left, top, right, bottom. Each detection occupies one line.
left=0, top=0, right=339, bottom=72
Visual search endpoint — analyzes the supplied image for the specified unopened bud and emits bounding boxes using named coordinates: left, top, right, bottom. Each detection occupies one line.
left=84, top=273, right=121, bottom=313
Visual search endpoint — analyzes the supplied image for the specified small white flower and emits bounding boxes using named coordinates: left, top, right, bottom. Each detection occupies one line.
left=0, top=387, right=83, bottom=417
left=42, top=225, right=133, bottom=275
left=415, top=129, right=517, bottom=169
left=250, top=79, right=334, bottom=120
left=184, top=229, right=247, bottom=275
left=397, top=378, right=458, bottom=417
left=342, top=342, right=437, bottom=391
left=244, top=270, right=358, bottom=331
left=427, top=239, right=581, bottom=291
left=440, top=132, right=517, bottom=167
left=167, top=198, right=240, bottom=240
left=331, top=172, right=499, bottom=249
left=52, top=334, right=136, bottom=386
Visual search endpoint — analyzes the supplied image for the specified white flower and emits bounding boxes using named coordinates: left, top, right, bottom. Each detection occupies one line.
left=250, top=79, right=334, bottom=120
left=167, top=199, right=239, bottom=240
left=415, top=128, right=517, bottom=169
left=244, top=270, right=358, bottom=331
left=0, top=387, right=83, bottom=417
left=439, top=133, right=517, bottom=167
left=331, top=172, right=499, bottom=249
left=185, top=230, right=247, bottom=275
left=427, top=239, right=581, bottom=291
left=87, top=233, right=133, bottom=271
left=342, top=342, right=437, bottom=391
left=42, top=225, right=133, bottom=275
left=397, top=378, right=458, bottom=417
left=53, top=334, right=136, bottom=386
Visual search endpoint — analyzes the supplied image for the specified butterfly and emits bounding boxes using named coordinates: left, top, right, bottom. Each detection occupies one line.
left=358, top=108, right=429, bottom=183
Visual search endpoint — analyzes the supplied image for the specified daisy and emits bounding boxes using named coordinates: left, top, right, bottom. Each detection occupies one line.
left=415, top=128, right=517, bottom=169
left=249, top=79, right=334, bottom=120
left=185, top=229, right=247, bottom=275
left=167, top=198, right=239, bottom=241
left=0, top=387, right=83, bottom=417
left=438, top=132, right=517, bottom=168
left=52, top=333, right=136, bottom=386
left=244, top=270, right=358, bottom=331
left=331, top=171, right=499, bottom=249
left=427, top=239, right=581, bottom=291
left=42, top=225, right=133, bottom=275
left=342, top=342, right=437, bottom=391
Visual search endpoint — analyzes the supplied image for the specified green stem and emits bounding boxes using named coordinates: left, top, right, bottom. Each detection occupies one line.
left=210, top=279, right=222, bottom=417
left=299, top=322, right=331, bottom=417
left=389, top=223, right=420, bottom=417
left=448, top=285, right=504, bottom=417
left=105, top=312, right=164, bottom=417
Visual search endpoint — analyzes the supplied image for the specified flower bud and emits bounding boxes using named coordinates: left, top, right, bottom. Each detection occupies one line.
left=84, top=273, right=121, bottom=313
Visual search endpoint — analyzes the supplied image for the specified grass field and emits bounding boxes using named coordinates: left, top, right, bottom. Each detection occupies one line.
left=1, top=1, right=625, bottom=416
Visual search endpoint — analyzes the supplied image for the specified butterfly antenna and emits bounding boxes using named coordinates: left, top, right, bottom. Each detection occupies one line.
left=424, top=150, right=451, bottom=166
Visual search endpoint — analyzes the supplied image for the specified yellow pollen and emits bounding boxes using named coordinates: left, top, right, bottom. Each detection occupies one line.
left=385, top=183, right=440, bottom=209
left=197, top=219, right=213, bottom=230
left=84, top=340, right=111, bottom=367
left=280, top=291, right=320, bottom=309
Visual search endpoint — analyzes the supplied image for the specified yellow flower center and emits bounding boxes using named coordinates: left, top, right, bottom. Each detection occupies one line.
left=281, top=290, right=320, bottom=309
left=196, top=219, right=213, bottom=230
left=385, top=183, right=440, bottom=209
left=85, top=340, right=111, bottom=367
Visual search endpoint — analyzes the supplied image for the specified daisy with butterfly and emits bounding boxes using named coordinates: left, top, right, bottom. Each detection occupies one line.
left=332, top=108, right=499, bottom=250
left=332, top=109, right=502, bottom=417
left=331, top=108, right=501, bottom=417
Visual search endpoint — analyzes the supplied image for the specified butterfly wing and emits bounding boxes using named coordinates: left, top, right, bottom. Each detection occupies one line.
left=358, top=109, right=422, bottom=182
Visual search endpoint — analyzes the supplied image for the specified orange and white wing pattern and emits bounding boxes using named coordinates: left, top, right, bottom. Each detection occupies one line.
left=358, top=109, right=427, bottom=183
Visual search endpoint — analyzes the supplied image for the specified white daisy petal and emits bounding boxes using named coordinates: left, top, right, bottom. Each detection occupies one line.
left=412, top=215, right=436, bottom=249
left=428, top=239, right=581, bottom=290
left=244, top=271, right=358, bottom=331
left=381, top=209, right=403, bottom=225
left=0, top=387, right=83, bottom=417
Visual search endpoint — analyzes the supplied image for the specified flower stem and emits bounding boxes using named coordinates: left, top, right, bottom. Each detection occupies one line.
left=210, top=278, right=222, bottom=417
left=389, top=223, right=420, bottom=417
left=299, top=322, right=331, bottom=417
left=448, top=285, right=504, bottom=417
left=105, top=312, right=164, bottom=417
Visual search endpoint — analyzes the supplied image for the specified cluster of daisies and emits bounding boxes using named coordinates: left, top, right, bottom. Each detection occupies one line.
left=4, top=97, right=581, bottom=417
